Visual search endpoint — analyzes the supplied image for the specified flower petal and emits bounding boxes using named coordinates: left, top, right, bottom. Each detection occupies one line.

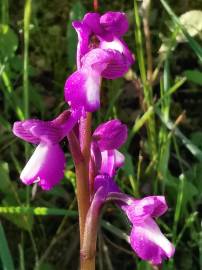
left=13, top=119, right=62, bottom=144
left=100, top=149, right=125, bottom=177
left=100, top=150, right=115, bottom=177
left=114, top=150, right=125, bottom=169
left=59, top=109, right=82, bottom=137
left=149, top=196, right=168, bottom=217
left=100, top=37, right=134, bottom=67
left=93, top=119, right=128, bottom=150
left=13, top=111, right=79, bottom=145
left=20, top=142, right=65, bottom=190
left=82, top=13, right=102, bottom=35
left=13, top=120, right=40, bottom=144
left=64, top=68, right=101, bottom=112
left=82, top=48, right=131, bottom=79
left=121, top=196, right=168, bottom=224
left=94, top=174, right=120, bottom=195
left=81, top=48, right=110, bottom=72
left=72, top=20, right=91, bottom=68
left=130, top=217, right=175, bottom=265
left=30, top=122, right=62, bottom=144
left=100, top=12, right=129, bottom=37
left=91, top=141, right=102, bottom=173
left=13, top=119, right=62, bottom=145
left=82, top=12, right=113, bottom=41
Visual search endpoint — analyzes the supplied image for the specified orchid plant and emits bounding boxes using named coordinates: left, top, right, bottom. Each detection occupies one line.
left=12, top=11, right=174, bottom=270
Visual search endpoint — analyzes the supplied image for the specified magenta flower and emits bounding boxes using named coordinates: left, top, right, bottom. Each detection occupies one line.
left=72, top=11, right=134, bottom=68
left=86, top=119, right=174, bottom=264
left=64, top=11, right=134, bottom=112
left=121, top=195, right=175, bottom=264
left=91, top=119, right=127, bottom=177
left=91, top=174, right=175, bottom=265
left=12, top=110, right=81, bottom=190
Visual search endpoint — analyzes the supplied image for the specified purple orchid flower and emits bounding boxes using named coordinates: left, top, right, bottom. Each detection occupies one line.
left=73, top=11, right=134, bottom=68
left=86, top=119, right=174, bottom=264
left=89, top=174, right=175, bottom=265
left=12, top=110, right=81, bottom=190
left=64, top=11, right=134, bottom=112
left=91, top=119, right=127, bottom=177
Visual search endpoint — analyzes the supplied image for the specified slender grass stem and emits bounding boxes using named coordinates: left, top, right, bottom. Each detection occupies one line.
left=23, top=0, right=32, bottom=161
left=172, top=137, right=185, bottom=243
left=23, top=0, right=31, bottom=120
left=142, top=0, right=153, bottom=82
left=133, top=0, right=157, bottom=159
left=23, top=0, right=32, bottom=213
left=18, top=244, right=25, bottom=270
left=1, top=0, right=9, bottom=24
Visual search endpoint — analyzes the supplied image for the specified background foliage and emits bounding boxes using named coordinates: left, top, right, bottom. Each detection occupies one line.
left=0, top=0, right=202, bottom=269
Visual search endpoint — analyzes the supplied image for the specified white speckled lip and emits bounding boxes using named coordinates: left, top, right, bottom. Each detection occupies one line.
left=86, top=70, right=101, bottom=109
left=20, top=143, right=48, bottom=184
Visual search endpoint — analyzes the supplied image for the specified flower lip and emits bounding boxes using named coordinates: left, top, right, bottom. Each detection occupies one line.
left=20, top=142, right=65, bottom=190
left=130, top=217, right=175, bottom=264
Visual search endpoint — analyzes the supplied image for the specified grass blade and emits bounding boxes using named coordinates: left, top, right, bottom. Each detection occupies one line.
left=23, top=0, right=32, bottom=119
left=102, top=221, right=129, bottom=243
left=0, top=222, right=15, bottom=270
left=160, top=0, right=202, bottom=62
left=18, top=244, right=25, bottom=270
left=200, top=222, right=202, bottom=270
left=0, top=206, right=78, bottom=216
left=156, top=109, right=202, bottom=161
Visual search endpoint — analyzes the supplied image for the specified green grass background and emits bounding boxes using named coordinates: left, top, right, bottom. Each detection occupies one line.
left=0, top=0, right=202, bottom=269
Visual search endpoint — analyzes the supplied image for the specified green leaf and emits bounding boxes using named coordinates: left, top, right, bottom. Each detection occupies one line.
left=0, top=222, right=15, bottom=270
left=177, top=10, right=202, bottom=42
left=0, top=116, right=11, bottom=130
left=39, top=262, right=55, bottom=270
left=0, top=163, right=33, bottom=231
left=200, top=224, right=202, bottom=270
left=191, top=132, right=202, bottom=150
left=101, top=220, right=129, bottom=242
left=0, top=24, right=18, bottom=62
left=126, top=106, right=154, bottom=148
left=122, top=153, right=135, bottom=176
left=0, top=162, right=12, bottom=193
left=156, top=108, right=202, bottom=161
left=183, top=162, right=202, bottom=195
left=67, top=1, right=86, bottom=69
left=160, top=0, right=202, bottom=62
left=181, top=177, right=198, bottom=208
left=137, top=261, right=152, bottom=270
left=184, top=70, right=202, bottom=86
left=165, top=172, right=198, bottom=212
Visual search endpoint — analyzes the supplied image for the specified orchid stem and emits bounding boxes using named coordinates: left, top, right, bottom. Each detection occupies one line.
left=80, top=257, right=95, bottom=270
left=93, top=0, right=98, bottom=11
left=67, top=131, right=90, bottom=246
left=68, top=113, right=93, bottom=269
left=134, top=0, right=157, bottom=160
left=80, top=113, right=92, bottom=166
left=80, top=186, right=101, bottom=270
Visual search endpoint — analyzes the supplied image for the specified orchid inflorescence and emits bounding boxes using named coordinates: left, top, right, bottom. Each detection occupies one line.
left=12, top=11, right=174, bottom=267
